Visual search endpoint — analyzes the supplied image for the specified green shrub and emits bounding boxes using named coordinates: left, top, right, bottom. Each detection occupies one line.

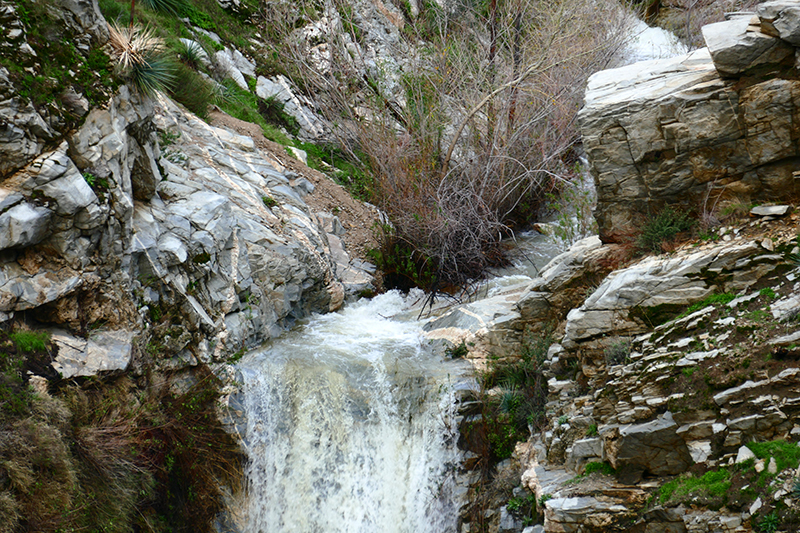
left=759, top=511, right=780, bottom=533
left=604, top=338, right=631, bottom=366
left=637, top=206, right=695, bottom=253
left=481, top=328, right=553, bottom=460
left=583, top=461, right=615, bottom=476
left=261, top=196, right=278, bottom=208
left=9, top=330, right=50, bottom=353
left=168, top=62, right=215, bottom=119
left=444, top=340, right=468, bottom=359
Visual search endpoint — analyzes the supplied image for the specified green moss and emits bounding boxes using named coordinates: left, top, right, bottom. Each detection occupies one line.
left=659, top=468, right=731, bottom=505
left=747, top=440, right=800, bottom=474
left=680, top=292, right=736, bottom=317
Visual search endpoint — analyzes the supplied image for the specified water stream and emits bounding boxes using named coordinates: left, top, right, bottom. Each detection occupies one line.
left=236, top=10, right=689, bottom=532
left=238, top=291, right=470, bottom=533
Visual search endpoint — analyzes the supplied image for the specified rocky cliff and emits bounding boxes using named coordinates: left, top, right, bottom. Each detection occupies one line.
left=0, top=0, right=379, bottom=379
left=426, top=3, right=800, bottom=532
left=580, top=1, right=800, bottom=242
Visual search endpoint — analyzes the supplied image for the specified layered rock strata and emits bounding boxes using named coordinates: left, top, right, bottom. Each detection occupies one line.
left=580, top=1, right=800, bottom=242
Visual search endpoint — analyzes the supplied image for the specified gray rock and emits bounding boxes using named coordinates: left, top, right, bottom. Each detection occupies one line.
left=604, top=412, right=693, bottom=478
left=52, top=329, right=135, bottom=378
left=702, top=17, right=793, bottom=76
left=0, top=202, right=51, bottom=250
left=579, top=41, right=800, bottom=240
left=751, top=204, right=791, bottom=216
left=38, top=168, right=97, bottom=215
left=544, top=496, right=632, bottom=532
left=758, top=1, right=800, bottom=46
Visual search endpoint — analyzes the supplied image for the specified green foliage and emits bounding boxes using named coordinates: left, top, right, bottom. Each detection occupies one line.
left=261, top=196, right=278, bottom=208
left=791, top=477, right=800, bottom=498
left=259, top=96, right=300, bottom=136
left=129, top=53, right=176, bottom=96
left=444, top=340, right=468, bottom=359
left=746, top=440, right=800, bottom=474
left=683, top=292, right=736, bottom=316
left=168, top=62, right=215, bottom=119
left=366, top=230, right=435, bottom=290
left=586, top=423, right=598, bottom=437
left=637, top=206, right=695, bottom=253
left=659, top=469, right=731, bottom=505
left=759, top=287, right=777, bottom=300
left=583, top=461, right=615, bottom=476
left=217, top=79, right=293, bottom=145
left=481, top=328, right=553, bottom=460
left=758, top=512, right=780, bottom=533
left=297, top=142, right=374, bottom=202
left=9, top=330, right=50, bottom=353
left=604, top=338, right=631, bottom=366
left=140, top=0, right=188, bottom=16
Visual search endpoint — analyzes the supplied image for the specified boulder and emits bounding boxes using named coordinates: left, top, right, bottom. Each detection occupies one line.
left=759, top=1, right=800, bottom=46
left=579, top=29, right=800, bottom=240
left=603, top=412, right=693, bottom=480
left=51, top=328, right=135, bottom=378
left=0, top=202, right=51, bottom=250
left=702, top=16, right=793, bottom=77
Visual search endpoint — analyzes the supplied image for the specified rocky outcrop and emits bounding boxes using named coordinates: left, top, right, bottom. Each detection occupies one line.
left=0, top=5, right=378, bottom=378
left=579, top=1, right=800, bottom=241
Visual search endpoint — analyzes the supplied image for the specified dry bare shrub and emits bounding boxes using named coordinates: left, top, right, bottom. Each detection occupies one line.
left=260, top=0, right=628, bottom=287
left=0, top=418, right=78, bottom=531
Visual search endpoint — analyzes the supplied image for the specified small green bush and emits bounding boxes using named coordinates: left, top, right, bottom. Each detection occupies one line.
left=168, top=62, right=215, bottom=119
left=637, top=206, right=694, bottom=253
left=758, top=511, right=780, bottom=533
left=444, top=340, right=468, bottom=359
left=261, top=196, right=278, bottom=208
left=584, top=461, right=615, bottom=476
left=604, top=338, right=631, bottom=366
left=9, top=330, right=50, bottom=353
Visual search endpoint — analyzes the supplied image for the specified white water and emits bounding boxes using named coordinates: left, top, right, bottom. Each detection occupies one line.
left=239, top=291, right=467, bottom=533
left=624, top=17, right=689, bottom=64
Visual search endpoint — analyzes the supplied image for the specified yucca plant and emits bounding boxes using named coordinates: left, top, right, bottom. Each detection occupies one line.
left=107, top=23, right=174, bottom=95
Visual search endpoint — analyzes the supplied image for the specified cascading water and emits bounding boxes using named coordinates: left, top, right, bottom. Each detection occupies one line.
left=238, top=290, right=468, bottom=533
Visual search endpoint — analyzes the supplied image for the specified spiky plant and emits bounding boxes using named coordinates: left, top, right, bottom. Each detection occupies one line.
left=107, top=23, right=174, bottom=95
left=175, top=39, right=208, bottom=71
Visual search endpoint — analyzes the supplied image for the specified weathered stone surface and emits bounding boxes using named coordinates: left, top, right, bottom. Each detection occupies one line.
left=603, top=412, right=692, bottom=478
left=751, top=204, right=791, bottom=216
left=256, top=75, right=328, bottom=139
left=51, top=328, right=134, bottom=378
left=702, top=16, right=793, bottom=76
left=579, top=36, right=800, bottom=240
left=563, top=240, right=761, bottom=345
left=544, top=497, right=634, bottom=533
left=759, top=1, right=800, bottom=46
left=0, top=202, right=51, bottom=250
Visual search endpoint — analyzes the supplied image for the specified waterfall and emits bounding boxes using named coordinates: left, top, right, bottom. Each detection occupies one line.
left=239, top=290, right=467, bottom=533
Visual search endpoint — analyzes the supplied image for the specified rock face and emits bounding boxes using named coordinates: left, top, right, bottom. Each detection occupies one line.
left=0, top=76, right=376, bottom=376
left=579, top=3, right=800, bottom=241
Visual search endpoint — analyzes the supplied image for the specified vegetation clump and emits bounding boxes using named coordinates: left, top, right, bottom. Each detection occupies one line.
left=637, top=206, right=695, bottom=253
